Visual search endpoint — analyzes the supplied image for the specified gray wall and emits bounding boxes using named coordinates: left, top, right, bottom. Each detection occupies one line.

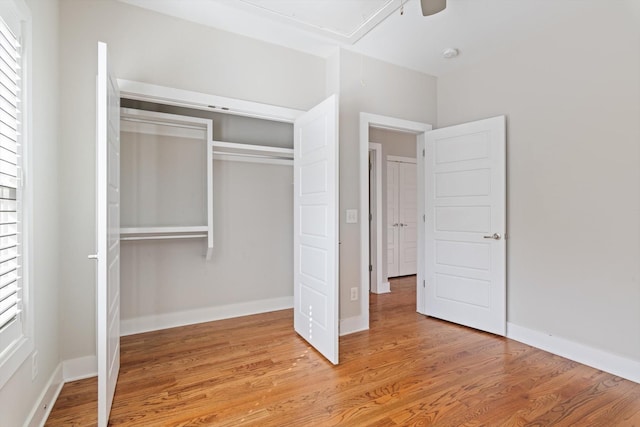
left=370, top=127, right=416, bottom=159
left=438, top=2, right=640, bottom=361
left=0, top=0, right=61, bottom=425
left=120, top=129, right=294, bottom=327
left=59, top=0, right=325, bottom=362
left=339, top=49, right=437, bottom=319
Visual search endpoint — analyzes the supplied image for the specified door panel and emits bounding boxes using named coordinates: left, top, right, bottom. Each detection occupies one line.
left=294, top=94, right=339, bottom=364
left=386, top=161, right=399, bottom=277
left=424, top=116, right=506, bottom=336
left=398, top=162, right=417, bottom=276
left=388, top=161, right=417, bottom=277
left=96, top=41, right=120, bottom=427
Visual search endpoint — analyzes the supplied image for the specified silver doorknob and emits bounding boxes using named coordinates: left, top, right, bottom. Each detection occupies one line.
left=483, top=233, right=501, bottom=240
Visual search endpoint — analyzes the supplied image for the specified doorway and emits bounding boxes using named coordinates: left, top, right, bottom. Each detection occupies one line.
left=360, top=112, right=507, bottom=337
left=359, top=113, right=431, bottom=325
left=368, top=127, right=418, bottom=294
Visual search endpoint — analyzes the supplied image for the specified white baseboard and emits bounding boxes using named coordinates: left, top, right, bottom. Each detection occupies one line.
left=62, top=355, right=97, bottom=382
left=372, top=281, right=390, bottom=294
left=25, top=363, right=63, bottom=427
left=507, top=322, right=640, bottom=384
left=121, top=296, right=294, bottom=336
left=340, top=315, right=369, bottom=336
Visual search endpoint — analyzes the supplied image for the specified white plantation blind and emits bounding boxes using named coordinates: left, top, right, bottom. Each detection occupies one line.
left=0, top=15, right=21, bottom=334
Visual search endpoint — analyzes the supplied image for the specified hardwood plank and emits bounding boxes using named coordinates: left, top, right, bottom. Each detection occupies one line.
left=45, top=276, right=640, bottom=426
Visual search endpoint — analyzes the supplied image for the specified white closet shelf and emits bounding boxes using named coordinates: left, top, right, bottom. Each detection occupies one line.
left=120, top=226, right=209, bottom=240
left=120, top=107, right=214, bottom=260
left=212, top=140, right=293, bottom=165
left=212, top=140, right=293, bottom=155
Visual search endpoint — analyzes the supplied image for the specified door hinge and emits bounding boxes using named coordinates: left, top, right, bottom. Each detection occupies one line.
left=369, top=213, right=373, bottom=221
left=369, top=161, right=372, bottom=171
left=369, top=265, right=373, bottom=272
left=423, top=280, right=426, bottom=288
left=423, top=214, right=426, bottom=222
left=422, top=149, right=425, bottom=157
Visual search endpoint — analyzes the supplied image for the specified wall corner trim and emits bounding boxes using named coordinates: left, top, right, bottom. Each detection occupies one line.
left=121, top=296, right=294, bottom=336
left=62, top=355, right=98, bottom=382
left=371, top=282, right=390, bottom=294
left=507, top=322, right=640, bottom=384
left=24, top=363, right=64, bottom=427
left=340, top=315, right=369, bottom=336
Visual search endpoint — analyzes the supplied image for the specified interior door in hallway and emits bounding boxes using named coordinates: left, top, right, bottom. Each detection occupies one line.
left=388, top=160, right=417, bottom=277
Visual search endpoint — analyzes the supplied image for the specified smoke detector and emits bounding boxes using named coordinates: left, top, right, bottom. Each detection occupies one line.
left=442, top=48, right=459, bottom=59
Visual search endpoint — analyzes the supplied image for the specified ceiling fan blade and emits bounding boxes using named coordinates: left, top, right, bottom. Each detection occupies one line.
left=420, top=0, right=447, bottom=16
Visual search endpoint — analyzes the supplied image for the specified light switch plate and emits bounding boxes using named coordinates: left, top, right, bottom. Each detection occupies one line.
left=346, top=209, right=358, bottom=224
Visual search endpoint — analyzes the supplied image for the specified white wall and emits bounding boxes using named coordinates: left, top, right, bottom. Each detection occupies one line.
left=370, top=128, right=416, bottom=159
left=339, top=49, right=437, bottom=319
left=58, top=0, right=325, bottom=362
left=0, top=0, right=61, bottom=425
left=438, top=1, right=640, bottom=361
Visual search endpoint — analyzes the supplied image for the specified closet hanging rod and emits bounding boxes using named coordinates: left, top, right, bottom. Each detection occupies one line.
left=121, top=116, right=207, bottom=132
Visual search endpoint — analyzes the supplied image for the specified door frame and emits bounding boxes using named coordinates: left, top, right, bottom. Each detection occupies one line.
left=118, top=79, right=304, bottom=123
left=359, top=113, right=432, bottom=325
left=368, top=142, right=384, bottom=294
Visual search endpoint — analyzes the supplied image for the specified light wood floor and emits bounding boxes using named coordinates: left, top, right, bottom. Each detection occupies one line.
left=46, top=276, right=640, bottom=426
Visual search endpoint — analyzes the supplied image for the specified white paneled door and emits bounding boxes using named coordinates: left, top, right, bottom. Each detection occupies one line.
left=388, top=161, right=417, bottom=277
left=387, top=161, right=399, bottom=277
left=294, top=95, right=339, bottom=364
left=398, top=162, right=417, bottom=276
left=424, top=116, right=506, bottom=336
left=95, top=41, right=121, bottom=427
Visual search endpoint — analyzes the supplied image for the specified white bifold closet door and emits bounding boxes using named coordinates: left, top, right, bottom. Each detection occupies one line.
left=293, top=94, right=339, bottom=364
left=94, top=41, right=121, bottom=427
left=387, top=161, right=417, bottom=277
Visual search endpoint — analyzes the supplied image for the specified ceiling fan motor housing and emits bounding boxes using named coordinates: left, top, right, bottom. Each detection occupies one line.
left=421, top=0, right=447, bottom=16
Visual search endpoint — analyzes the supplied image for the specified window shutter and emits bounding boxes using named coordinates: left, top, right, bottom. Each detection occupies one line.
left=0, top=16, right=21, bottom=333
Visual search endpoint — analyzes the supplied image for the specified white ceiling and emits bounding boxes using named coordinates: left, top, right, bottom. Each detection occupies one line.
left=232, top=0, right=399, bottom=43
left=119, top=0, right=584, bottom=76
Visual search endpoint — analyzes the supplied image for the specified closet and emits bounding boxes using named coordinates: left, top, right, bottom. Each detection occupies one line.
left=387, top=159, right=417, bottom=277
left=120, top=107, right=214, bottom=256
left=118, top=99, right=295, bottom=335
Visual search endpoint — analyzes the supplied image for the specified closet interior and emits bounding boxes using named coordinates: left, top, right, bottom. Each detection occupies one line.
left=119, top=99, right=295, bottom=335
